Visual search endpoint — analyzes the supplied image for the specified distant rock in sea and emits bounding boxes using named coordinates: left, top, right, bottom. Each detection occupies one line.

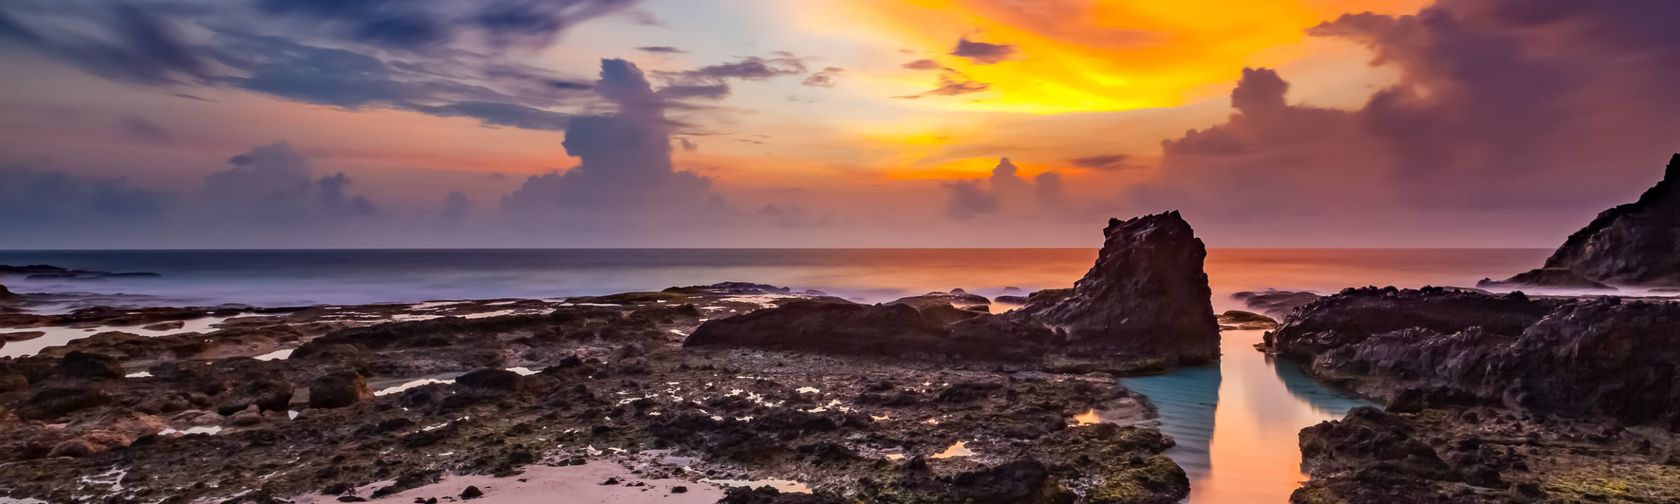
left=0, top=264, right=161, bottom=281
left=688, top=212, right=1221, bottom=369
left=1493, top=153, right=1680, bottom=287
left=1230, top=289, right=1320, bottom=320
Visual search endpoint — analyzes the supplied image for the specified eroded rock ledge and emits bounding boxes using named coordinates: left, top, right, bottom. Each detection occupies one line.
left=689, top=212, right=1221, bottom=371
left=1269, top=287, right=1680, bottom=503
left=1489, top=153, right=1680, bottom=288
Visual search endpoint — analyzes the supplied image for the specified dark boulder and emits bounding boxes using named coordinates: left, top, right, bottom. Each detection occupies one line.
left=1010, top=212, right=1220, bottom=365
left=455, top=368, right=524, bottom=392
left=0, top=283, right=14, bottom=299
left=1500, top=153, right=1680, bottom=286
left=59, top=351, right=124, bottom=380
left=217, top=377, right=295, bottom=415
left=309, top=372, right=371, bottom=409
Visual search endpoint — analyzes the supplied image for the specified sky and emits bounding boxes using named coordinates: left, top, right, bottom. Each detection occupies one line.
left=1, top=0, right=1677, bottom=248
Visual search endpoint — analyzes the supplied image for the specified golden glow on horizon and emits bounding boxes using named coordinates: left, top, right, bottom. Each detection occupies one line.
left=796, top=0, right=1428, bottom=114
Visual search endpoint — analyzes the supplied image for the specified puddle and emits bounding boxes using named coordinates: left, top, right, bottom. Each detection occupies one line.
left=930, top=440, right=974, bottom=459
left=0, top=316, right=238, bottom=358
left=159, top=426, right=224, bottom=436
left=253, top=348, right=293, bottom=361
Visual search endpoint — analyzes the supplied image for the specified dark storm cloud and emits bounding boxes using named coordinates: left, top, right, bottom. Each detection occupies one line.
left=0, top=3, right=206, bottom=85
left=663, top=55, right=808, bottom=82
left=256, top=0, right=641, bottom=52
left=1067, top=154, right=1135, bottom=171
left=801, top=67, right=845, bottom=88
left=636, top=46, right=686, bottom=54
left=949, top=36, right=1015, bottom=64
left=0, top=1, right=615, bottom=133
left=649, top=53, right=830, bottom=103
left=410, top=101, right=571, bottom=131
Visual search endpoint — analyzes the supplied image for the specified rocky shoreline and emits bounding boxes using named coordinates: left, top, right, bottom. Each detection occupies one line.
left=0, top=213, right=1220, bottom=504
left=1265, top=286, right=1680, bottom=503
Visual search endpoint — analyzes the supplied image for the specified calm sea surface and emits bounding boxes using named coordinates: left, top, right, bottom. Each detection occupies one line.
left=0, top=248, right=1551, bottom=502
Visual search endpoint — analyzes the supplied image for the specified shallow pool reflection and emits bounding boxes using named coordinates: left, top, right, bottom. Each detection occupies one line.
left=1122, top=330, right=1371, bottom=503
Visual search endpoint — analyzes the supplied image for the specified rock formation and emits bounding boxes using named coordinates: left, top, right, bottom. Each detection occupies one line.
left=1493, top=153, right=1680, bottom=287
left=1269, top=286, right=1680, bottom=429
left=1011, top=212, right=1220, bottom=365
left=688, top=212, right=1221, bottom=368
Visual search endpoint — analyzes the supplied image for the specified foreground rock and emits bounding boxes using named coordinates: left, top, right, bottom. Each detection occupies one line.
left=0, top=283, right=1189, bottom=503
left=1295, top=406, right=1680, bottom=504
left=689, top=213, right=1221, bottom=370
left=1270, top=287, right=1680, bottom=502
left=1269, top=287, right=1680, bottom=427
left=1492, top=153, right=1680, bottom=287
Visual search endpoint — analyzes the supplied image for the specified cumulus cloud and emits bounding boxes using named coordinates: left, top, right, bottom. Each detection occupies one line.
left=199, top=142, right=377, bottom=221
left=441, top=191, right=473, bottom=219
left=503, top=59, right=721, bottom=220
left=949, top=36, right=1015, bottom=64
left=1137, top=0, right=1680, bottom=243
left=0, top=140, right=384, bottom=246
left=0, top=164, right=165, bottom=232
left=944, top=158, right=1064, bottom=219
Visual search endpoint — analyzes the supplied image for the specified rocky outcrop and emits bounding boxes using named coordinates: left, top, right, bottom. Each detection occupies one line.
left=1494, top=153, right=1680, bottom=287
left=1476, top=267, right=1614, bottom=291
left=684, top=298, right=1053, bottom=361
left=0, top=283, right=14, bottom=299
left=1011, top=212, right=1220, bottom=365
left=688, top=213, right=1221, bottom=368
left=1270, top=287, right=1680, bottom=429
left=308, top=371, right=371, bottom=409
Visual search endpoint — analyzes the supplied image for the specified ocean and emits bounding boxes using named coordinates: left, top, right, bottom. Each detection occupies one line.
left=0, top=248, right=1553, bottom=312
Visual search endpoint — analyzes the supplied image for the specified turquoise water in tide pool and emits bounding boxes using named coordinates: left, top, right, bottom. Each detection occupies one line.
left=0, top=248, right=1554, bottom=502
